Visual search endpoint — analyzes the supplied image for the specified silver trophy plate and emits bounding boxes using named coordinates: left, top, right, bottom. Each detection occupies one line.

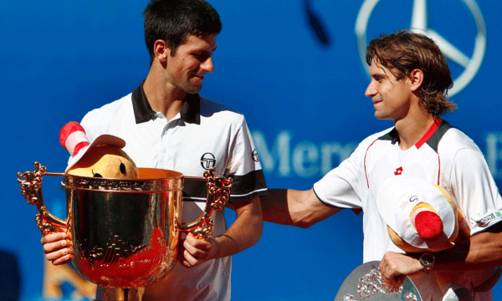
left=334, top=261, right=422, bottom=301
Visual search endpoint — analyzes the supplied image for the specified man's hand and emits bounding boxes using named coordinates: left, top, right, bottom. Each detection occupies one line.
left=380, top=251, right=423, bottom=278
left=180, top=196, right=262, bottom=268
left=182, top=233, right=219, bottom=268
left=379, top=251, right=423, bottom=290
left=41, top=232, right=73, bottom=265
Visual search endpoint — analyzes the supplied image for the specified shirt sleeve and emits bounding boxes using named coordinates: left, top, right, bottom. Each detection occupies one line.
left=226, top=117, right=267, bottom=201
left=450, top=148, right=502, bottom=235
left=80, top=108, right=108, bottom=142
left=313, top=140, right=366, bottom=209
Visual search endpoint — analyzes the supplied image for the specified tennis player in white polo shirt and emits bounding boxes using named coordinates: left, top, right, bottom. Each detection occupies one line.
left=262, top=31, right=502, bottom=300
left=41, top=1, right=266, bottom=300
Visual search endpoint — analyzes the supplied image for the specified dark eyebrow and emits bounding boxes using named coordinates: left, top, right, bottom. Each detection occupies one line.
left=193, top=48, right=214, bottom=56
left=371, top=73, right=386, bottom=80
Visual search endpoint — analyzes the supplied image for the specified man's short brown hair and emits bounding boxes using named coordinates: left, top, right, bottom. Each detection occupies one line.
left=366, top=31, right=455, bottom=116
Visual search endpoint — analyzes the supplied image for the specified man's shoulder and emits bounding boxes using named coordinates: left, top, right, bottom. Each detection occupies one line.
left=360, top=126, right=395, bottom=147
left=80, top=93, right=133, bottom=137
left=341, top=127, right=395, bottom=161
left=199, top=97, right=245, bottom=124
left=439, top=127, right=480, bottom=154
left=82, top=93, right=132, bottom=123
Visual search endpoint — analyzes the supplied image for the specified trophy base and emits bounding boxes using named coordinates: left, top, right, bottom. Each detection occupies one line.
left=335, top=261, right=423, bottom=301
left=95, top=287, right=145, bottom=301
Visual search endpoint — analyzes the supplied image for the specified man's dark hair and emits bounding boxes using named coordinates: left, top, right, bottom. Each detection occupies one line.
left=366, top=30, right=455, bottom=116
left=144, top=0, right=222, bottom=59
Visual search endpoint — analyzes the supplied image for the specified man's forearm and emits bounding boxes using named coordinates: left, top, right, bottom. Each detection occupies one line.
left=261, top=188, right=340, bottom=227
left=435, top=223, right=502, bottom=270
left=214, top=197, right=262, bottom=258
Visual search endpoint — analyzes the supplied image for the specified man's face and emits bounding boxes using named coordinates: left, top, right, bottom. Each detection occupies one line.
left=364, top=59, right=413, bottom=121
left=165, top=34, right=217, bottom=94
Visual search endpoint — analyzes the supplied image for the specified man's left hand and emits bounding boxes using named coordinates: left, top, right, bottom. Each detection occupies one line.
left=379, top=252, right=424, bottom=289
left=182, top=233, right=219, bottom=267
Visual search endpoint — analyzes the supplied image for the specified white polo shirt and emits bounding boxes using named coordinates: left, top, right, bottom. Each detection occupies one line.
left=314, top=119, right=502, bottom=299
left=78, top=86, right=267, bottom=301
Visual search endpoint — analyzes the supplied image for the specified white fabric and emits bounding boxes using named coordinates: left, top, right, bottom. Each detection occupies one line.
left=313, top=123, right=502, bottom=300
left=75, top=91, right=265, bottom=301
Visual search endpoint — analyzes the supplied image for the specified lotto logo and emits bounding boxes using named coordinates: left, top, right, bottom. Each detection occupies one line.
left=394, top=166, right=403, bottom=175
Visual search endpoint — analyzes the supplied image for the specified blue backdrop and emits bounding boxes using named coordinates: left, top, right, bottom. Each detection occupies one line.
left=2, top=0, right=502, bottom=300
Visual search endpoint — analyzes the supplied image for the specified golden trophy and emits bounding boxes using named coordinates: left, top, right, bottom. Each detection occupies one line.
left=17, top=162, right=231, bottom=301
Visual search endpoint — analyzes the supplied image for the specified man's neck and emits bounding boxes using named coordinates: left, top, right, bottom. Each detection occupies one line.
left=394, top=106, right=436, bottom=150
left=143, top=68, right=186, bottom=120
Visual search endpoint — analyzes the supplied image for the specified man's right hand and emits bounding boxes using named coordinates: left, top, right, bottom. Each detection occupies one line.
left=41, top=232, right=73, bottom=265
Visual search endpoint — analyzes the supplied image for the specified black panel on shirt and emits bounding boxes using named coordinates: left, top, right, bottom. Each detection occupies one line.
left=230, top=170, right=266, bottom=195
left=131, top=84, right=201, bottom=124
left=378, top=128, right=399, bottom=144
left=183, top=170, right=267, bottom=203
left=132, top=85, right=156, bottom=123
left=183, top=177, right=207, bottom=200
left=181, top=93, right=201, bottom=124
left=378, top=121, right=452, bottom=150
left=426, top=120, right=452, bottom=152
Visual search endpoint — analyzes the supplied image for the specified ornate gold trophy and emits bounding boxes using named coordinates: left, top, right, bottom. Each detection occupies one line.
left=17, top=162, right=231, bottom=301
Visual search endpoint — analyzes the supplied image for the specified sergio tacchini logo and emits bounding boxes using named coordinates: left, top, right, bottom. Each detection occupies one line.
left=355, top=0, right=486, bottom=97
left=200, top=152, right=216, bottom=170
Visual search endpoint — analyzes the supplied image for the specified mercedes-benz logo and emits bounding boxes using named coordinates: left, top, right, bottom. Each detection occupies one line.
left=200, top=152, right=216, bottom=170
left=355, top=0, right=486, bottom=97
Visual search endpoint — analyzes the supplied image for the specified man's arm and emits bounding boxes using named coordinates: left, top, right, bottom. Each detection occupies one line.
left=261, top=188, right=340, bottom=228
left=380, top=223, right=502, bottom=279
left=452, top=223, right=502, bottom=268
left=182, top=195, right=262, bottom=267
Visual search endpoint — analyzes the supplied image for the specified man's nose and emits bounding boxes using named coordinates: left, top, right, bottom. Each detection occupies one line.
left=365, top=81, right=376, bottom=97
left=201, top=57, right=214, bottom=73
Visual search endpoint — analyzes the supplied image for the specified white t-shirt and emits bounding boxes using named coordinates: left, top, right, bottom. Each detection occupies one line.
left=314, top=120, right=502, bottom=300
left=79, top=87, right=267, bottom=301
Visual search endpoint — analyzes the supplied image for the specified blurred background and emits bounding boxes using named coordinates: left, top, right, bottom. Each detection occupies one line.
left=2, top=0, right=501, bottom=300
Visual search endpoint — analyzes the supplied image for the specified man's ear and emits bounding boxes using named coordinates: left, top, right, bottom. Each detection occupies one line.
left=153, top=40, right=171, bottom=63
left=408, top=68, right=424, bottom=92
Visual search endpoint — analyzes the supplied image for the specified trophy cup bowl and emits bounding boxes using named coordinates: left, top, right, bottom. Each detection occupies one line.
left=17, top=162, right=232, bottom=300
left=67, top=167, right=183, bottom=288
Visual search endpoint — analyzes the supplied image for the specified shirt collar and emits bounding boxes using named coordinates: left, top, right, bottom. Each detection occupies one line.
left=379, top=118, right=446, bottom=148
left=415, top=118, right=443, bottom=149
left=131, top=84, right=201, bottom=124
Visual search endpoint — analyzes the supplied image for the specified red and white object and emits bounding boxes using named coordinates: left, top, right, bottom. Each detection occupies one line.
left=376, top=176, right=457, bottom=250
left=59, top=121, right=125, bottom=170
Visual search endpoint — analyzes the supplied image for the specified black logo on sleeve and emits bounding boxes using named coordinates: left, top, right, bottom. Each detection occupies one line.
left=200, top=152, right=216, bottom=170
left=252, top=149, right=259, bottom=162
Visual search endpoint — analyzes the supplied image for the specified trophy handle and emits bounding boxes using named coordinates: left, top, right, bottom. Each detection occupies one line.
left=17, top=162, right=68, bottom=235
left=179, top=169, right=232, bottom=239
